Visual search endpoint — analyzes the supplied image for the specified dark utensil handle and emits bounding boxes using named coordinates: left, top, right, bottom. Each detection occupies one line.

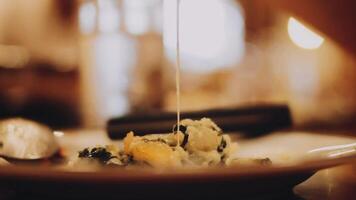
left=107, top=104, right=292, bottom=139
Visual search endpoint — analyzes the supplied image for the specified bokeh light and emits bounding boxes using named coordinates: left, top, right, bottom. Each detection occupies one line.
left=288, top=17, right=324, bottom=50
left=163, top=0, right=245, bottom=73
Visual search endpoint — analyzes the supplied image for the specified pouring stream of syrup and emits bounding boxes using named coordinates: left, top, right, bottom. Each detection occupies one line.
left=175, top=0, right=181, bottom=145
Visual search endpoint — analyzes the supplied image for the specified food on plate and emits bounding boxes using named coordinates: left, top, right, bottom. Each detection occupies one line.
left=76, top=118, right=271, bottom=169
left=232, top=157, right=272, bottom=166
left=0, top=118, right=59, bottom=160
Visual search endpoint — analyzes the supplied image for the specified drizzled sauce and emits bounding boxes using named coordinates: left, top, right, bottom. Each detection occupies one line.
left=175, top=0, right=181, bottom=145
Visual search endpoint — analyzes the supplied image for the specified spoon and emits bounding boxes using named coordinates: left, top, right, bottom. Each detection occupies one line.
left=0, top=118, right=59, bottom=160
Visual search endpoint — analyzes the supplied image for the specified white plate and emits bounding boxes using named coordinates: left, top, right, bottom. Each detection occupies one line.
left=0, top=130, right=355, bottom=199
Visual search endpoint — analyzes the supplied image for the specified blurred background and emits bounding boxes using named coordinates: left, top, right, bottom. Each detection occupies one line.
left=0, top=0, right=355, bottom=129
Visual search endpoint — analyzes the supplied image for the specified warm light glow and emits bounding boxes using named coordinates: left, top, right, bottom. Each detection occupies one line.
left=163, top=0, right=244, bottom=73
left=288, top=17, right=324, bottom=50
left=123, top=0, right=161, bottom=35
left=98, top=0, right=120, bottom=33
left=53, top=131, right=64, bottom=138
left=94, top=34, right=136, bottom=118
left=0, top=45, right=29, bottom=69
left=79, top=1, right=96, bottom=34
